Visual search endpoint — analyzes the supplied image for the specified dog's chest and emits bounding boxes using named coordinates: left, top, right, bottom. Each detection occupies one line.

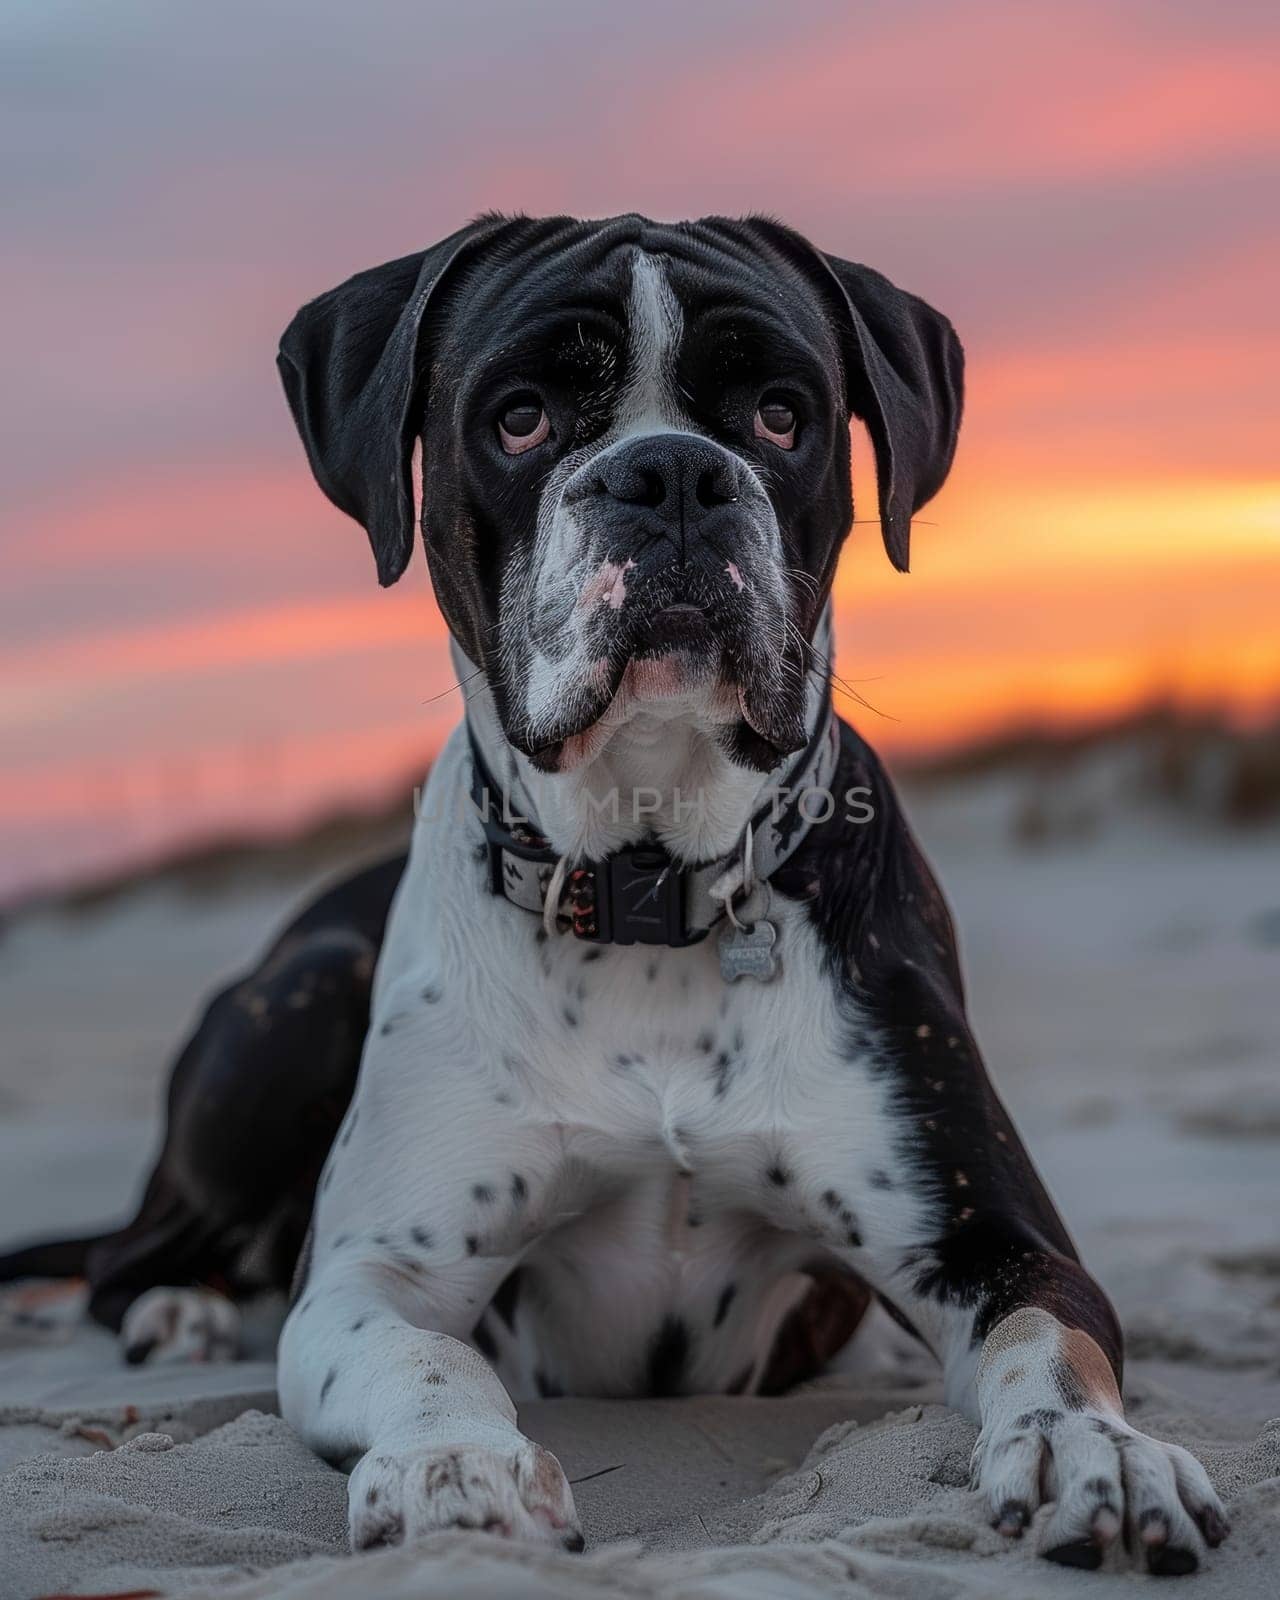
left=363, top=741, right=903, bottom=1255
left=397, top=856, right=891, bottom=1231
left=496, top=907, right=831, bottom=1157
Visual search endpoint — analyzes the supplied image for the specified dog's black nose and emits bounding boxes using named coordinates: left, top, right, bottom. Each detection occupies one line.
left=587, top=433, right=739, bottom=547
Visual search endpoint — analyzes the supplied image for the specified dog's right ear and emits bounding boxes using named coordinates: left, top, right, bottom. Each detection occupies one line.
left=277, top=215, right=516, bottom=586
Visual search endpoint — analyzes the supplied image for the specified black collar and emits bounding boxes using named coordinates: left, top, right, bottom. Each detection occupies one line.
left=467, top=696, right=839, bottom=948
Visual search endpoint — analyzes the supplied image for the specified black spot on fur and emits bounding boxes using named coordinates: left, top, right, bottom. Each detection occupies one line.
left=350, top=1317, right=366, bottom=1332
left=646, top=1316, right=690, bottom=1397
left=563, top=1008, right=579, bottom=1027
left=320, top=1367, right=337, bottom=1403
left=819, top=1190, right=861, bottom=1243
left=471, top=1183, right=494, bottom=1204
left=510, top=1172, right=527, bottom=1203
left=766, top=1163, right=791, bottom=1187
left=696, top=1032, right=714, bottom=1053
left=1014, top=1408, right=1062, bottom=1433
left=646, top=961, right=658, bottom=981
left=410, top=1226, right=433, bottom=1249
left=581, top=948, right=603, bottom=963
left=492, top=1269, right=522, bottom=1330
left=868, top=1168, right=893, bottom=1190
left=465, top=1234, right=479, bottom=1256
left=712, top=1051, right=735, bottom=1097
left=332, top=1233, right=351, bottom=1248
left=713, top=1284, right=737, bottom=1328
left=421, top=983, right=441, bottom=1004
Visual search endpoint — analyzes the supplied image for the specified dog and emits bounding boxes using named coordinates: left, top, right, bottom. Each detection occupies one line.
left=1, top=213, right=1228, bottom=1574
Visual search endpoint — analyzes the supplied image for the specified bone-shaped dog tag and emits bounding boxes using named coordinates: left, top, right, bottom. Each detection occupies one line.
left=718, top=919, right=778, bottom=983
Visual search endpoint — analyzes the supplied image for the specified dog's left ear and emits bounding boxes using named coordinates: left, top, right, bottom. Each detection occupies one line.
left=743, top=220, right=964, bottom=572
left=821, top=253, right=964, bottom=572
left=277, top=214, right=519, bottom=586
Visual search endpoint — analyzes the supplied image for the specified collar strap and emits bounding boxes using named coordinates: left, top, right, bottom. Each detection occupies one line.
left=469, top=700, right=839, bottom=948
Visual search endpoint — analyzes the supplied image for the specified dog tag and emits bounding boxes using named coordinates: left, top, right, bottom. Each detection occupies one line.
left=718, top=918, right=778, bottom=983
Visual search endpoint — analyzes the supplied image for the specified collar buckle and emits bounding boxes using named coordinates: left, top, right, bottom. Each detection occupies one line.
left=573, top=845, right=704, bottom=948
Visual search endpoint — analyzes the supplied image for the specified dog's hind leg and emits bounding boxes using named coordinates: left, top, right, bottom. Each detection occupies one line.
left=1, top=857, right=403, bottom=1357
left=84, top=922, right=382, bottom=1359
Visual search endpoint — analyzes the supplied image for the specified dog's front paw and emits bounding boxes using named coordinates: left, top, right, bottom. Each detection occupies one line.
left=348, top=1436, right=583, bottom=1552
left=973, top=1408, right=1229, bottom=1575
left=121, top=1286, right=240, bottom=1364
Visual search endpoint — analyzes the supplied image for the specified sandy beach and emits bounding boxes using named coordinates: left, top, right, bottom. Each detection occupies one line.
left=2, top=762, right=1278, bottom=1597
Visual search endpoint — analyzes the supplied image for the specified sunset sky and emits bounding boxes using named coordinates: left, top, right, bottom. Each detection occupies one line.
left=2, top=0, right=1277, bottom=899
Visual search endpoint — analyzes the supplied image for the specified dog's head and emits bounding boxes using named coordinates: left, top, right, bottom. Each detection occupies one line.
left=279, top=214, right=962, bottom=773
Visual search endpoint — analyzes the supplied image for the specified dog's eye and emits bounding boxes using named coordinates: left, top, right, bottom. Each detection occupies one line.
left=754, top=392, right=797, bottom=449
left=498, top=396, right=550, bottom=455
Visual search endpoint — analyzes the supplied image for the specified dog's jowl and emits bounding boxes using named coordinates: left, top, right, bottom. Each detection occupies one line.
left=2, top=213, right=1228, bottom=1572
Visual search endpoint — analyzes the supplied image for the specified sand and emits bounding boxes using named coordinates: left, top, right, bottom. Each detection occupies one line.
left=2, top=772, right=1278, bottom=1597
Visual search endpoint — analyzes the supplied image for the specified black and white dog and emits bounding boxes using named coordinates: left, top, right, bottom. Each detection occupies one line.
left=3, top=213, right=1228, bottom=1574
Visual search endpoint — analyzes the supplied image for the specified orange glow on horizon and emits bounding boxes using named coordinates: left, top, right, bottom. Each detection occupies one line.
left=2, top=0, right=1277, bottom=899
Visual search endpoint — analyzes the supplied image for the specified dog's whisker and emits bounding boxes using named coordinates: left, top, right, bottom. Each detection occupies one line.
left=803, top=653, right=897, bottom=721
left=421, top=668, right=486, bottom=706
